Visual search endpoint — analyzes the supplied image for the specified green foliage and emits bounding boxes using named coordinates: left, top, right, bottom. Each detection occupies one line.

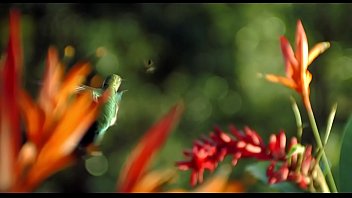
left=339, top=116, right=352, bottom=192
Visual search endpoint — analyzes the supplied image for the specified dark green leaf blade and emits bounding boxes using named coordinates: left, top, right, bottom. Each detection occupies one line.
left=339, top=115, right=352, bottom=192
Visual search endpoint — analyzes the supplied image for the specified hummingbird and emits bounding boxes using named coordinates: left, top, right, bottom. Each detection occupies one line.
left=76, top=74, right=125, bottom=156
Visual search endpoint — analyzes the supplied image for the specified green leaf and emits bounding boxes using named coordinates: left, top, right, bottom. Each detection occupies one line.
left=338, top=115, right=352, bottom=192
left=245, top=161, right=304, bottom=192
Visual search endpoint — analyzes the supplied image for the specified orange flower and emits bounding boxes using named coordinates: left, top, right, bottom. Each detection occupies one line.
left=191, top=165, right=245, bottom=193
left=265, top=20, right=330, bottom=110
left=116, top=103, right=184, bottom=192
left=0, top=9, right=22, bottom=192
left=0, top=10, right=108, bottom=192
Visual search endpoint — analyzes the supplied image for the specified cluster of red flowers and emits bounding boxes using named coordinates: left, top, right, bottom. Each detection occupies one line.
left=177, top=126, right=316, bottom=189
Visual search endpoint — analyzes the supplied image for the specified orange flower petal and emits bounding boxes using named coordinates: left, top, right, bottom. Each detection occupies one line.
left=13, top=154, right=76, bottom=192
left=280, top=36, right=298, bottom=77
left=308, top=42, right=330, bottom=66
left=194, top=165, right=232, bottom=192
left=117, top=102, right=184, bottom=192
left=0, top=9, right=22, bottom=191
left=18, top=90, right=45, bottom=146
left=304, top=70, right=312, bottom=95
left=265, top=74, right=297, bottom=90
left=57, top=62, right=91, bottom=101
left=18, top=92, right=102, bottom=192
left=39, top=91, right=100, bottom=160
left=295, top=20, right=308, bottom=71
left=39, top=62, right=91, bottom=136
left=0, top=119, right=15, bottom=191
left=55, top=62, right=91, bottom=115
left=130, top=169, right=177, bottom=192
left=222, top=181, right=245, bottom=192
left=16, top=142, right=37, bottom=183
left=38, top=47, right=63, bottom=114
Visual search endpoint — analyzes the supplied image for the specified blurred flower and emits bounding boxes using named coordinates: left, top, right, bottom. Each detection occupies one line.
left=265, top=20, right=330, bottom=110
left=0, top=9, right=22, bottom=192
left=116, top=103, right=184, bottom=192
left=116, top=103, right=244, bottom=193
left=0, top=10, right=107, bottom=192
left=177, top=125, right=316, bottom=190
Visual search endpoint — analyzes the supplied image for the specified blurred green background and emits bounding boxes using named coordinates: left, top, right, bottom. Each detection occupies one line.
left=1, top=3, right=352, bottom=192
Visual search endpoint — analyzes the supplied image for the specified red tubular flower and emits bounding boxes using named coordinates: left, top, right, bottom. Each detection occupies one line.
left=267, top=145, right=315, bottom=189
left=177, top=125, right=316, bottom=190
left=177, top=126, right=266, bottom=186
left=268, top=131, right=289, bottom=160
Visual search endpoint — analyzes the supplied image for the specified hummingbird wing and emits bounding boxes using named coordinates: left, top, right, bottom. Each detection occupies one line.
left=91, top=88, right=104, bottom=101
left=75, top=85, right=103, bottom=101
left=75, top=85, right=92, bottom=92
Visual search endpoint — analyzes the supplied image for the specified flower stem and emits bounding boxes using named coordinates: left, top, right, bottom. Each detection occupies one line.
left=315, top=104, right=337, bottom=165
left=323, top=104, right=337, bottom=146
left=315, top=165, right=330, bottom=193
left=306, top=106, right=338, bottom=193
left=290, top=97, right=303, bottom=142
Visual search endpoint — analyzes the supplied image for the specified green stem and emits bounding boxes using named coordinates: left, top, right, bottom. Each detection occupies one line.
left=315, top=104, right=337, bottom=164
left=306, top=109, right=338, bottom=193
left=308, top=181, right=316, bottom=193
left=295, top=153, right=304, bottom=173
left=315, top=165, right=331, bottom=193
left=323, top=104, right=337, bottom=146
left=290, top=97, right=303, bottom=142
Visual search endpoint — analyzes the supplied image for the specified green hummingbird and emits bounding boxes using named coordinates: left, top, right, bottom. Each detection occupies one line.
left=76, top=74, right=125, bottom=156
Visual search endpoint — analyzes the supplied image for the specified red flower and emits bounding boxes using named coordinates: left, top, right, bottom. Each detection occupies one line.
left=177, top=125, right=316, bottom=189
left=267, top=145, right=315, bottom=189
